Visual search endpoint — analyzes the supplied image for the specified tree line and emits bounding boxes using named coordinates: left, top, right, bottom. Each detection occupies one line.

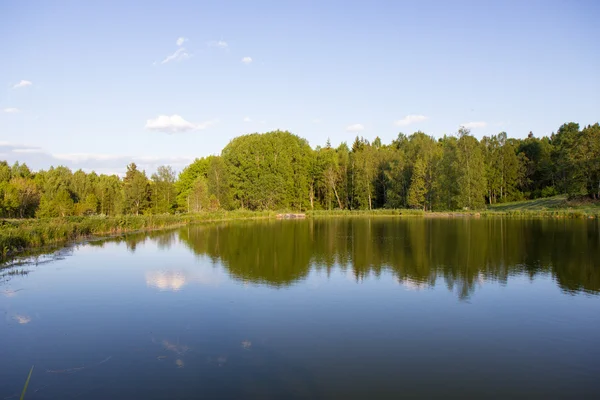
left=1, top=122, right=598, bottom=218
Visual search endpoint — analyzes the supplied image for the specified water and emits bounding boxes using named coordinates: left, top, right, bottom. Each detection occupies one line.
left=1, top=218, right=599, bottom=399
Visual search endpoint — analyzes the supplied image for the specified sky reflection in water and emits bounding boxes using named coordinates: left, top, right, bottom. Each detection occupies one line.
left=1, top=218, right=599, bottom=399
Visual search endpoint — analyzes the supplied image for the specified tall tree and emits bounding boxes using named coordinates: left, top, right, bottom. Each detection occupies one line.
left=222, top=131, right=312, bottom=210
left=151, top=165, right=177, bottom=213
left=551, top=122, right=580, bottom=195
left=206, top=156, right=232, bottom=210
left=407, top=156, right=427, bottom=210
left=123, top=163, right=150, bottom=215
left=96, top=174, right=123, bottom=216
left=455, top=128, right=487, bottom=209
left=189, top=176, right=209, bottom=212
left=433, top=136, right=460, bottom=210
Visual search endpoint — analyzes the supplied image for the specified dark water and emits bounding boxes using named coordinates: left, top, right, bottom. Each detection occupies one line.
left=1, top=218, right=600, bottom=399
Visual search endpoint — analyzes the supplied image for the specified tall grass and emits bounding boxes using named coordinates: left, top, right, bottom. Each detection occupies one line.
left=2, top=204, right=598, bottom=262
left=0, top=211, right=276, bottom=261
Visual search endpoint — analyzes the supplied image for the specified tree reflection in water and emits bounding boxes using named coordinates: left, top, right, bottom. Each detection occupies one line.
left=134, top=218, right=599, bottom=298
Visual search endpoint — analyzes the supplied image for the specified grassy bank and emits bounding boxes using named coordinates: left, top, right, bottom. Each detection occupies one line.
left=484, top=195, right=600, bottom=218
left=0, top=211, right=276, bottom=261
left=308, top=198, right=600, bottom=219
left=3, top=200, right=599, bottom=262
left=307, top=209, right=425, bottom=218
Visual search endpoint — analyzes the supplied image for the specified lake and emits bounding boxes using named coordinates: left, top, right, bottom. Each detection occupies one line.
left=1, top=217, right=599, bottom=399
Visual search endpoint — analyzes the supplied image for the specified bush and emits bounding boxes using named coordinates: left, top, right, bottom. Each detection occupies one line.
left=541, top=186, right=558, bottom=198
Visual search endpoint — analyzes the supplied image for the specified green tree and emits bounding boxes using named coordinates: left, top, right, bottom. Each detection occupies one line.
left=433, top=136, right=460, bottom=210
left=0, top=161, right=12, bottom=183
left=10, top=177, right=40, bottom=218
left=455, top=128, right=487, bottom=209
left=571, top=123, right=600, bottom=198
left=551, top=122, right=580, bottom=195
left=37, top=188, right=74, bottom=217
left=222, top=131, right=312, bottom=210
left=407, top=156, right=427, bottom=210
left=75, top=193, right=99, bottom=215
left=189, top=176, right=209, bottom=212
left=151, top=165, right=177, bottom=213
left=206, top=156, right=231, bottom=210
left=518, top=133, right=555, bottom=197
left=96, top=174, right=123, bottom=216
left=350, top=138, right=377, bottom=210
left=176, top=158, right=209, bottom=211
left=123, top=163, right=150, bottom=215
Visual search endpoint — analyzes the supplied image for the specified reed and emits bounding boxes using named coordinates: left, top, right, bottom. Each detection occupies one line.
left=0, top=211, right=277, bottom=261
left=20, top=365, right=34, bottom=400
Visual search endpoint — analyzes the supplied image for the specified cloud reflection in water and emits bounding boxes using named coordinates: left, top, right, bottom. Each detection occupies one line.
left=145, top=268, right=225, bottom=292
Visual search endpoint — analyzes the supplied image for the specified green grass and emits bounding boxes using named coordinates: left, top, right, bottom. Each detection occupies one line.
left=487, top=195, right=570, bottom=211
left=485, top=195, right=600, bottom=218
left=307, top=209, right=425, bottom=218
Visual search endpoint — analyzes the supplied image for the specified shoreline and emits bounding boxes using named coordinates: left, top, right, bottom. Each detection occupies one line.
left=2, top=208, right=598, bottom=265
left=0, top=212, right=277, bottom=264
left=307, top=209, right=599, bottom=219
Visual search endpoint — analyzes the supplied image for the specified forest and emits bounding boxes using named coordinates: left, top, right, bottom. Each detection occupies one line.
left=1, top=122, right=599, bottom=218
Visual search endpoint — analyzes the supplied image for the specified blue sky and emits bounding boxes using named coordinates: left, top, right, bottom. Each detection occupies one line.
left=1, top=0, right=599, bottom=175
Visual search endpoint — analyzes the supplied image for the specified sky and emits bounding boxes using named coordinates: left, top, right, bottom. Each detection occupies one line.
left=1, top=0, right=599, bottom=175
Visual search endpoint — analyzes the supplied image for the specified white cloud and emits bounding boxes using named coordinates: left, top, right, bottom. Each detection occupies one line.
left=161, top=47, right=190, bottom=64
left=176, top=37, right=187, bottom=46
left=394, top=114, right=427, bottom=126
left=145, top=114, right=217, bottom=133
left=312, top=118, right=322, bottom=124
left=209, top=40, right=228, bottom=49
left=346, top=123, right=364, bottom=132
left=241, top=56, right=252, bottom=64
left=243, top=116, right=252, bottom=122
left=3, top=108, right=19, bottom=113
left=13, top=80, right=32, bottom=89
left=461, top=121, right=487, bottom=129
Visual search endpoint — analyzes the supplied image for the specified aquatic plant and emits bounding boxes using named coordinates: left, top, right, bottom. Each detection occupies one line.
left=20, top=365, right=34, bottom=400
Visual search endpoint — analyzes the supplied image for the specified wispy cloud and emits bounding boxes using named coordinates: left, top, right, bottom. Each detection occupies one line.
left=346, top=123, right=364, bottom=132
left=241, top=56, right=252, bottom=64
left=145, top=114, right=217, bottom=133
left=176, top=37, right=187, bottom=47
left=394, top=114, right=427, bottom=126
left=243, top=116, right=252, bottom=122
left=0, top=142, right=194, bottom=176
left=161, top=47, right=190, bottom=64
left=312, top=118, right=322, bottom=124
left=209, top=40, right=228, bottom=49
left=3, top=108, right=19, bottom=113
left=12, top=148, right=44, bottom=154
left=461, top=121, right=487, bottom=129
left=13, top=80, right=32, bottom=89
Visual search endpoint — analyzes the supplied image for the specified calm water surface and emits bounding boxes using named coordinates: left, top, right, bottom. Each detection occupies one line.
left=1, top=218, right=599, bottom=399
